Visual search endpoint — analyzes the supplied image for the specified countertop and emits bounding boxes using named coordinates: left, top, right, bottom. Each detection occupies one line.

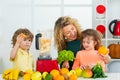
left=0, top=73, right=120, bottom=80
left=78, top=73, right=120, bottom=80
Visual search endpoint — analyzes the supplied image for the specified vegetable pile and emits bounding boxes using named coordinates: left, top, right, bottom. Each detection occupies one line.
left=91, top=63, right=107, bottom=78
left=57, top=50, right=75, bottom=64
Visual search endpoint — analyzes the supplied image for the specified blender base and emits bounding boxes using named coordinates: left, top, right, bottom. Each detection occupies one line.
left=36, top=59, right=59, bottom=72
left=38, top=55, right=52, bottom=60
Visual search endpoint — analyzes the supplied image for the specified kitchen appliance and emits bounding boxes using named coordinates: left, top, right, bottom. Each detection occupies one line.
left=35, top=30, right=52, bottom=60
left=109, top=19, right=120, bottom=38
left=35, top=30, right=59, bottom=72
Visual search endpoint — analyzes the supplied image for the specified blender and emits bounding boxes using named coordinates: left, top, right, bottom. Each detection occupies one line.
left=35, top=30, right=52, bottom=60
left=35, top=30, right=59, bottom=72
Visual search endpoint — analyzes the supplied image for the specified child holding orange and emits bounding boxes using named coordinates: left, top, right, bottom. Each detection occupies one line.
left=72, top=29, right=110, bottom=72
left=10, top=28, right=34, bottom=72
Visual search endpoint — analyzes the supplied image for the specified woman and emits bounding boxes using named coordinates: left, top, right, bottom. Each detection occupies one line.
left=54, top=16, right=82, bottom=70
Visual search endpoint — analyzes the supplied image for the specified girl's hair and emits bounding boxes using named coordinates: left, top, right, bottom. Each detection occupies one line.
left=54, top=16, right=82, bottom=51
left=11, top=28, right=34, bottom=47
left=81, top=29, right=103, bottom=50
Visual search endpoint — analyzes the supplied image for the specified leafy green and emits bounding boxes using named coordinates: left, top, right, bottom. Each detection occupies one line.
left=91, top=63, right=107, bottom=78
left=57, top=50, right=75, bottom=64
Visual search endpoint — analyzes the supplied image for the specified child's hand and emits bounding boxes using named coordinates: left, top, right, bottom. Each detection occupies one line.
left=20, top=33, right=26, bottom=38
left=80, top=65, right=89, bottom=70
left=98, top=46, right=109, bottom=56
left=98, top=50, right=111, bottom=64
left=16, top=34, right=25, bottom=44
left=80, top=64, right=95, bottom=70
left=102, top=55, right=111, bottom=64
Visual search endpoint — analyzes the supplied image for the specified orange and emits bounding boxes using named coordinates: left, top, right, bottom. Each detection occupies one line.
left=20, top=33, right=26, bottom=38
left=69, top=74, right=77, bottom=80
left=54, top=75, right=64, bottom=80
left=23, top=74, right=31, bottom=80
left=50, top=69, right=60, bottom=79
left=82, top=68, right=93, bottom=78
left=98, top=46, right=108, bottom=55
left=60, top=68, right=69, bottom=75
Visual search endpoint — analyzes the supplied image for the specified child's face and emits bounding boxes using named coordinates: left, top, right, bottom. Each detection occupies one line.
left=19, top=38, right=32, bottom=50
left=82, top=36, right=96, bottom=51
left=62, top=24, right=77, bottom=41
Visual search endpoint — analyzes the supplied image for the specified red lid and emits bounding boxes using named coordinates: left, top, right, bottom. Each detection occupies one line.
left=96, top=25, right=106, bottom=34
left=96, top=5, right=106, bottom=14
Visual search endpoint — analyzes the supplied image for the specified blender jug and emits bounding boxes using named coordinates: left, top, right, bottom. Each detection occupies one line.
left=36, top=30, right=52, bottom=60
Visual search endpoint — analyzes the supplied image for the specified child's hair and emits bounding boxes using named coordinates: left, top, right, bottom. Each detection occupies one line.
left=11, top=28, right=34, bottom=47
left=81, top=29, right=103, bottom=50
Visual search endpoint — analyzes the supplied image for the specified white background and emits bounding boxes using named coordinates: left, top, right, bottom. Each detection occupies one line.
left=0, top=0, right=93, bottom=73
left=0, top=0, right=120, bottom=74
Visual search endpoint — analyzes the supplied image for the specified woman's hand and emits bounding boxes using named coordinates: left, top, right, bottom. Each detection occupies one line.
left=62, top=61, right=70, bottom=68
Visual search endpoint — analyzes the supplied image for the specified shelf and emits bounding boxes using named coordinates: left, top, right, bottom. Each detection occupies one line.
left=107, top=38, right=120, bottom=41
left=93, top=0, right=120, bottom=45
left=110, top=59, right=120, bottom=62
left=93, top=0, right=120, bottom=72
left=95, top=18, right=106, bottom=21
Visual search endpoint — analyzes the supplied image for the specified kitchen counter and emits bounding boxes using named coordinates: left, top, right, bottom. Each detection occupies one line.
left=0, top=73, right=120, bottom=80
left=78, top=73, right=120, bottom=80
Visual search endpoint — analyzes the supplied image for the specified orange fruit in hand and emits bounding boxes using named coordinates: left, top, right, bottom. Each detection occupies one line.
left=20, top=33, right=26, bottom=38
left=98, top=46, right=108, bottom=55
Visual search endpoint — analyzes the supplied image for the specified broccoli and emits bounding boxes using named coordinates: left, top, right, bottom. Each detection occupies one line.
left=92, top=63, right=107, bottom=78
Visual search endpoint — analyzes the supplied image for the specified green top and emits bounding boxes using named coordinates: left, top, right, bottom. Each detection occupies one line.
left=60, top=39, right=81, bottom=70
left=66, top=39, right=81, bottom=56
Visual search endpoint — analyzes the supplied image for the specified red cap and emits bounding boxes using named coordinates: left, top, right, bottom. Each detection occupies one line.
left=96, top=25, right=106, bottom=34
left=96, top=5, right=106, bottom=14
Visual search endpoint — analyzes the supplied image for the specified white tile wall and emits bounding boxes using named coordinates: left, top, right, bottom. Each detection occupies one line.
left=0, top=0, right=92, bottom=73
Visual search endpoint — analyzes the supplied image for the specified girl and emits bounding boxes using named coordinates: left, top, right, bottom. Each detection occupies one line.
left=72, top=29, right=110, bottom=72
left=10, top=28, right=34, bottom=72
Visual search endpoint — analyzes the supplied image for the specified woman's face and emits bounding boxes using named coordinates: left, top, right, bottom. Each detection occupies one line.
left=62, top=24, right=77, bottom=41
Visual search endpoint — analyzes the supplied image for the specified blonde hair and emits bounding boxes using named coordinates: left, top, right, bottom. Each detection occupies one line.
left=11, top=28, right=34, bottom=47
left=81, top=29, right=103, bottom=50
left=54, top=16, right=82, bottom=51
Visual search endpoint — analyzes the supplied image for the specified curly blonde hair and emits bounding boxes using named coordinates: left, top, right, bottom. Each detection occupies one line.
left=54, top=16, right=82, bottom=51
left=11, top=28, right=34, bottom=47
